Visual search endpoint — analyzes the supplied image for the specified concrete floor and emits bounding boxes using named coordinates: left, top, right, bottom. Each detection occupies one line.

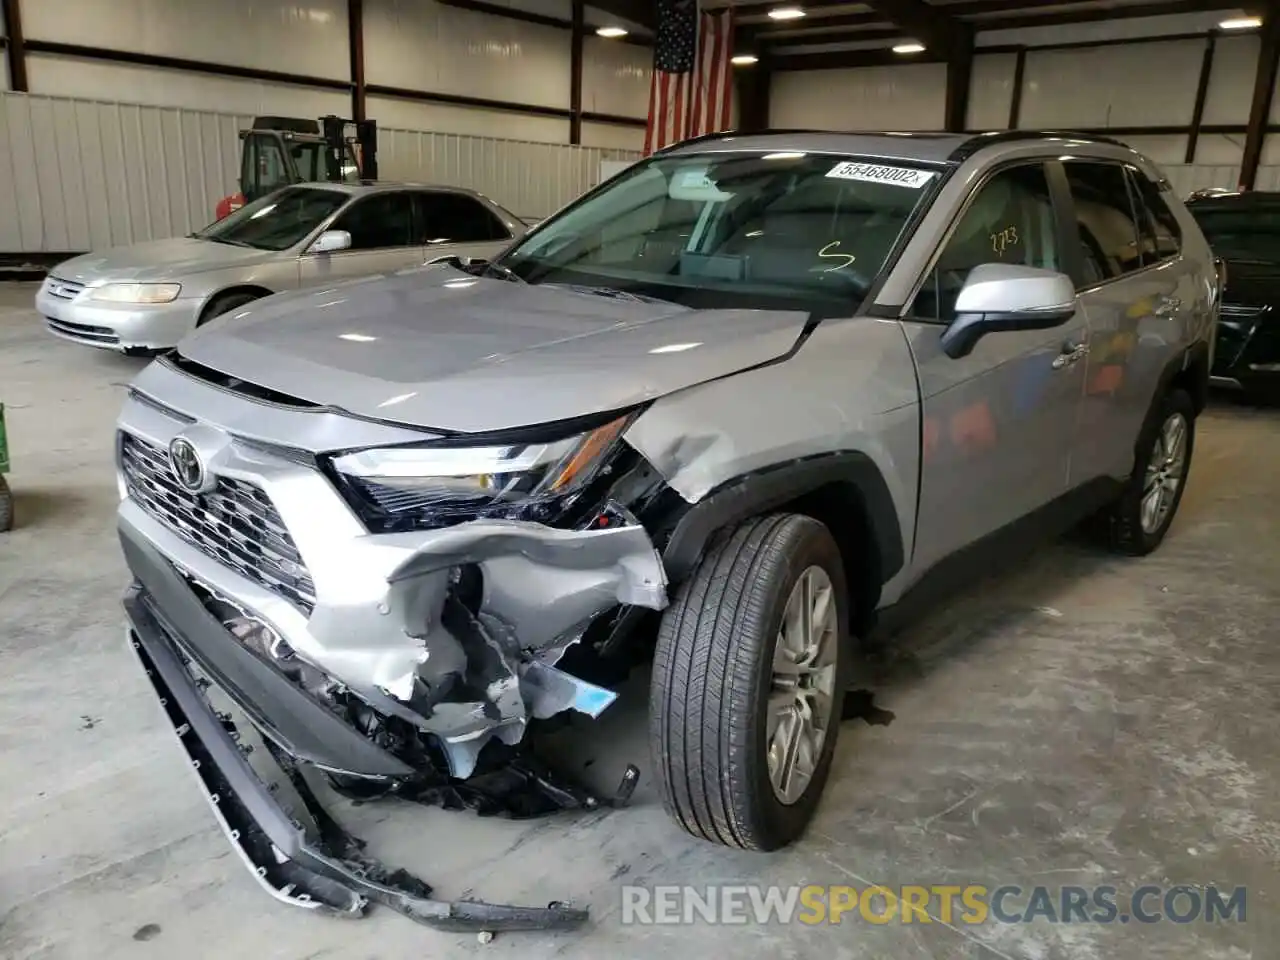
left=1, top=281, right=1276, bottom=959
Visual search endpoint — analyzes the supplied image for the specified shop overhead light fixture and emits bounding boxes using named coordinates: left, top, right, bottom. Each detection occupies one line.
left=596, top=25, right=628, bottom=38
left=768, top=7, right=806, bottom=20
left=893, top=41, right=926, bottom=54
left=731, top=53, right=759, bottom=65
left=1219, top=15, right=1262, bottom=29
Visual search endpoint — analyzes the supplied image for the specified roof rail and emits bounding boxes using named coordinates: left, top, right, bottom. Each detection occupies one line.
left=947, top=129, right=1132, bottom=162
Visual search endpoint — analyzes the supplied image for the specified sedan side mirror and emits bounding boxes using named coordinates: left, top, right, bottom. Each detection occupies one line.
left=427, top=254, right=486, bottom=268
left=309, top=229, right=352, bottom=255
left=940, top=263, right=1078, bottom=359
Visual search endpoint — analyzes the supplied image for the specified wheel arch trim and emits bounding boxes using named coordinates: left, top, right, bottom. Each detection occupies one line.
left=660, top=451, right=904, bottom=587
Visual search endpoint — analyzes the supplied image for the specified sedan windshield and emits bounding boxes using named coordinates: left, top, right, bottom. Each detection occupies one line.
left=195, top=186, right=349, bottom=251
left=1190, top=206, right=1280, bottom=263
left=498, top=152, right=939, bottom=314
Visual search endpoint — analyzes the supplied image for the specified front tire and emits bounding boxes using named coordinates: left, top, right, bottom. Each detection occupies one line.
left=198, top=291, right=262, bottom=327
left=1101, top=388, right=1195, bottom=556
left=650, top=514, right=849, bottom=851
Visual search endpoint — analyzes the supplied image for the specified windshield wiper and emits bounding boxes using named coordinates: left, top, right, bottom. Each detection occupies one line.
left=540, top=282, right=671, bottom=305
left=201, top=236, right=257, bottom=248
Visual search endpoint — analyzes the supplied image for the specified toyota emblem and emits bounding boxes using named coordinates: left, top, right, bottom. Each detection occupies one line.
left=168, top=437, right=207, bottom=493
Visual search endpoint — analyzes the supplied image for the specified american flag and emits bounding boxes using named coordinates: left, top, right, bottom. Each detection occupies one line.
left=643, top=0, right=735, bottom=155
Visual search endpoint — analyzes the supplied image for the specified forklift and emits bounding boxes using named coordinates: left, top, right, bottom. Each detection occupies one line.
left=213, top=114, right=379, bottom=219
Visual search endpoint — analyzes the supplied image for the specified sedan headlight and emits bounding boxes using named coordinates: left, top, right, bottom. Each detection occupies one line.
left=329, top=414, right=632, bottom=530
left=90, top=282, right=182, bottom=304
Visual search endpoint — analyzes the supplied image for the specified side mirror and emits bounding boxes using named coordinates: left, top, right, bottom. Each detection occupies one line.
left=940, top=263, right=1078, bottom=359
left=427, top=254, right=485, bottom=268
left=309, top=229, right=352, bottom=255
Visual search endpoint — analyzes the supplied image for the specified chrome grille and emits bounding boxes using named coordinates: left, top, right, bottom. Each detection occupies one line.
left=1219, top=304, right=1265, bottom=319
left=120, top=432, right=317, bottom=613
left=45, top=276, right=86, bottom=300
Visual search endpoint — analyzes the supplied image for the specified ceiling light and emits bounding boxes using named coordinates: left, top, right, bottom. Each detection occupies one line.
left=596, top=25, right=628, bottom=38
left=893, top=42, right=926, bottom=54
left=768, top=7, right=806, bottom=20
left=731, top=54, right=759, bottom=65
left=1219, top=16, right=1262, bottom=29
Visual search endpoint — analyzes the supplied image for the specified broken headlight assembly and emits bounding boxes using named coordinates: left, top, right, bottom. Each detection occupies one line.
left=327, top=412, right=635, bottom=532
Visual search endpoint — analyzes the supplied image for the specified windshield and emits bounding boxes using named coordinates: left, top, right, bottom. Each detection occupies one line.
left=498, top=152, right=938, bottom=314
left=1190, top=206, right=1280, bottom=263
left=290, top=140, right=362, bottom=183
left=195, top=186, right=349, bottom=251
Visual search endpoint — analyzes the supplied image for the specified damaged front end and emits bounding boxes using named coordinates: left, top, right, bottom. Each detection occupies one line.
left=116, top=378, right=683, bottom=930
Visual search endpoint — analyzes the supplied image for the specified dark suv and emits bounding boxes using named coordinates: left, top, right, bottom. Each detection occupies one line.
left=1186, top=190, right=1280, bottom=400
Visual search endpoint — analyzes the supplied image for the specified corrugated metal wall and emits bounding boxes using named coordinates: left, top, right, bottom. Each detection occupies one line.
left=0, top=90, right=640, bottom=255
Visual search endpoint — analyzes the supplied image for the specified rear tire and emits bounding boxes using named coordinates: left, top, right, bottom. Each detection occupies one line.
left=198, top=291, right=262, bottom=327
left=650, top=514, right=849, bottom=851
left=1099, top=388, right=1195, bottom=556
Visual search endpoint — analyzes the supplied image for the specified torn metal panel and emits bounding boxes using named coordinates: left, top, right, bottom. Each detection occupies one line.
left=128, top=612, right=591, bottom=933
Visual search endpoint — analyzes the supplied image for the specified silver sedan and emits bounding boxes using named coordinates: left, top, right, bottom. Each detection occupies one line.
left=37, top=182, right=526, bottom=353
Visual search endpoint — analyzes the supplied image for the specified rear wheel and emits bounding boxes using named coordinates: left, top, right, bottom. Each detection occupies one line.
left=650, top=514, right=848, bottom=851
left=1099, top=388, right=1195, bottom=556
left=198, top=291, right=262, bottom=327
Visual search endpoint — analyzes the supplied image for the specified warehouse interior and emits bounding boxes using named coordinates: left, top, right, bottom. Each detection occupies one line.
left=1, top=1, right=1279, bottom=958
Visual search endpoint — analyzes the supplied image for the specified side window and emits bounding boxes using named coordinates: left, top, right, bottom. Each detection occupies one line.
left=330, top=193, right=414, bottom=250
left=1062, top=162, right=1143, bottom=286
left=1127, top=167, right=1182, bottom=263
left=914, top=163, right=1059, bottom=322
left=415, top=193, right=510, bottom=245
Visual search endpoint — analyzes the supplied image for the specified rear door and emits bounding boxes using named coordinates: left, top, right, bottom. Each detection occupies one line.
left=297, top=191, right=425, bottom=284
left=903, top=160, right=1088, bottom=575
left=415, top=191, right=515, bottom=263
left=1061, top=160, right=1190, bottom=486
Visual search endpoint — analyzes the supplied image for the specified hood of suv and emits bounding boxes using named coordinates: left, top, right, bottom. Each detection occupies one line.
left=178, top=266, right=810, bottom=433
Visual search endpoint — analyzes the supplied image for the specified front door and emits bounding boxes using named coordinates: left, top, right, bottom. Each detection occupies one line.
left=297, top=191, right=426, bottom=285
left=903, top=161, right=1088, bottom=576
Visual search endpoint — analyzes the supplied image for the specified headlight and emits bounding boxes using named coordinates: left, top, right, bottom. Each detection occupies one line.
left=329, top=414, right=632, bottom=529
left=90, top=282, right=182, bottom=304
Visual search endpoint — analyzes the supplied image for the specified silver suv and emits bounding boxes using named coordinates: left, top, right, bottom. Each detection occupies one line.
left=115, top=131, right=1217, bottom=931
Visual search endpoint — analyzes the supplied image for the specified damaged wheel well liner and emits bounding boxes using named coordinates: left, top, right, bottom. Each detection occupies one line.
left=661, top=452, right=901, bottom=634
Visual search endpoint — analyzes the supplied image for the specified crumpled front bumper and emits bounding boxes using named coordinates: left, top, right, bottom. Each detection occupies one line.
left=122, top=528, right=591, bottom=932
left=118, top=365, right=670, bottom=779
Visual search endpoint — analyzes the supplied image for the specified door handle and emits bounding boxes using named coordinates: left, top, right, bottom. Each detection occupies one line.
left=1052, top=339, right=1089, bottom=369
left=1154, top=296, right=1182, bottom=317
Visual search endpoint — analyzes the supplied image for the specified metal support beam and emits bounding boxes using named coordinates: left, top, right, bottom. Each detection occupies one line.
left=1240, top=6, right=1280, bottom=190
left=1007, top=46, right=1026, bottom=130
left=862, top=0, right=956, bottom=55
left=944, top=26, right=974, bottom=133
left=1, top=0, right=27, bottom=92
left=570, top=0, right=584, bottom=144
left=1185, top=32, right=1217, bottom=164
left=348, top=0, right=366, bottom=123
